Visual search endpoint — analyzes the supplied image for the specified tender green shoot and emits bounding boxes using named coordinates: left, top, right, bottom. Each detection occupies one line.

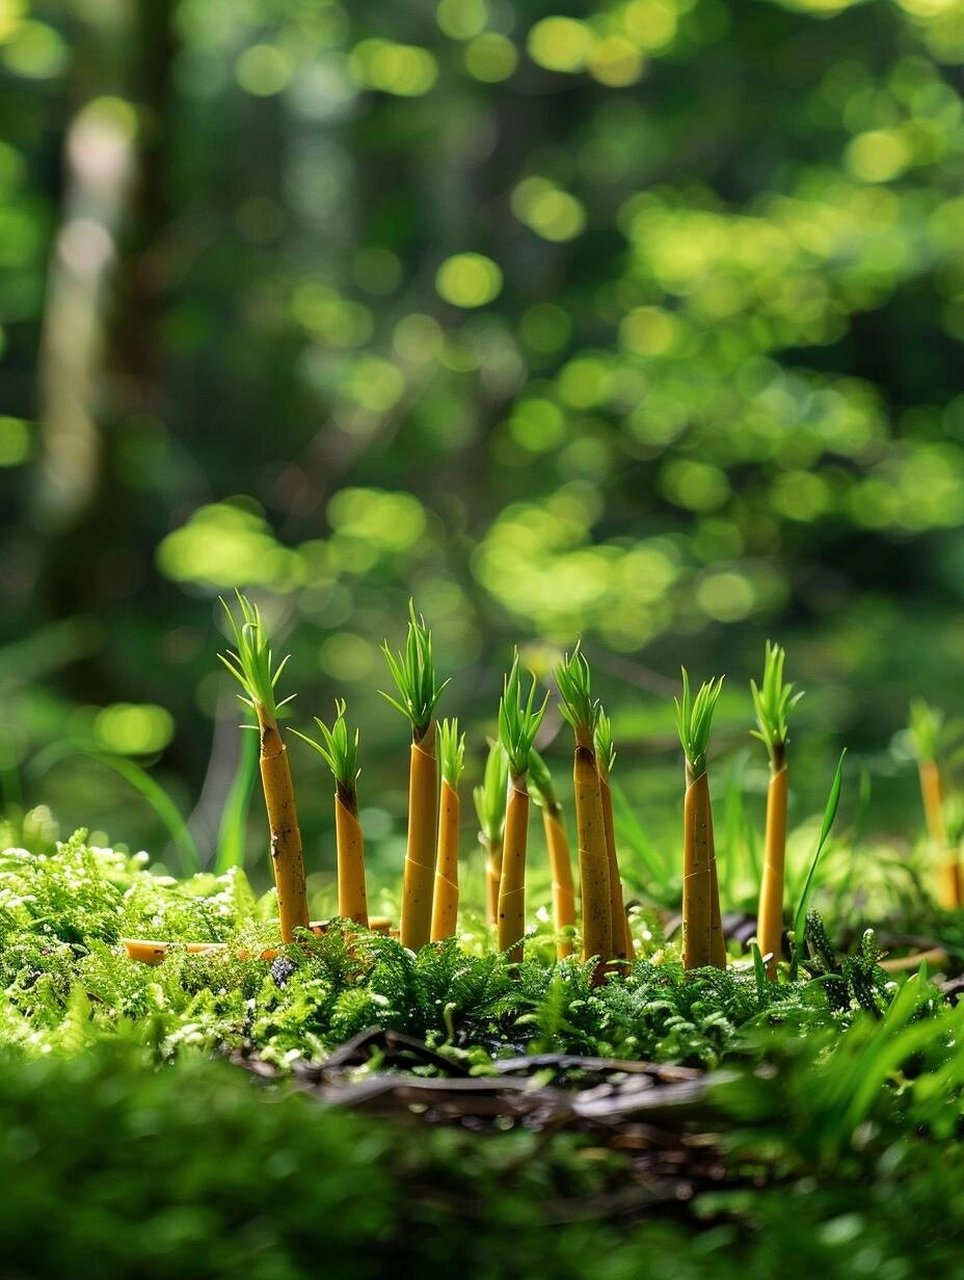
left=750, top=641, right=803, bottom=766
left=474, top=739, right=509, bottom=842
left=498, top=653, right=549, bottom=780
left=381, top=600, right=449, bottom=740
left=290, top=700, right=360, bottom=793
left=555, top=642, right=598, bottom=735
left=438, top=718, right=466, bottom=789
left=675, top=668, right=724, bottom=778
left=909, top=699, right=944, bottom=764
left=527, top=748, right=560, bottom=815
left=218, top=592, right=293, bottom=721
left=594, top=707, right=616, bottom=775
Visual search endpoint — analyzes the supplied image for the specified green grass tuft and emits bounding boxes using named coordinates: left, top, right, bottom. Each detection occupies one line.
left=750, top=640, right=803, bottom=764
left=218, top=592, right=293, bottom=722
left=675, top=668, right=724, bottom=778
left=555, top=642, right=598, bottom=736
left=289, top=700, right=361, bottom=793
left=908, top=698, right=945, bottom=764
left=380, top=601, right=449, bottom=740
left=527, top=748, right=559, bottom=815
left=438, top=718, right=465, bottom=788
left=594, top=707, right=616, bottom=774
left=497, top=653, right=549, bottom=780
left=473, top=740, right=509, bottom=844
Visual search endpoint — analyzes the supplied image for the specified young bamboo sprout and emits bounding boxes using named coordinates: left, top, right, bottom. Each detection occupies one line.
left=675, top=669, right=725, bottom=971
left=497, top=655, right=549, bottom=963
left=751, top=641, right=803, bottom=978
left=431, top=719, right=465, bottom=942
left=594, top=709, right=631, bottom=962
left=219, top=594, right=309, bottom=943
left=382, top=602, right=449, bottom=951
left=909, top=699, right=961, bottom=909
left=556, top=645, right=612, bottom=967
left=528, top=749, right=577, bottom=959
left=474, top=739, right=509, bottom=927
left=290, top=700, right=368, bottom=927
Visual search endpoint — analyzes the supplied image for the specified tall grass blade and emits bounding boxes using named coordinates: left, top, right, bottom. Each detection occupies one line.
left=789, top=748, right=847, bottom=978
left=28, top=742, right=201, bottom=874
left=215, top=727, right=258, bottom=873
left=610, top=780, right=674, bottom=898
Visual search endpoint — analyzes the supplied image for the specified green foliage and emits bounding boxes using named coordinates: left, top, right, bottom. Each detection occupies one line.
left=437, top=717, right=465, bottom=789
left=675, top=669, right=724, bottom=778
left=473, top=739, right=509, bottom=845
left=750, top=640, right=803, bottom=764
left=290, top=699, right=361, bottom=792
left=0, top=830, right=891, bottom=1072
left=593, top=706, right=616, bottom=774
left=908, top=698, right=946, bottom=764
left=527, top=747, right=560, bottom=815
left=380, top=601, right=449, bottom=740
left=802, top=911, right=892, bottom=1018
left=497, top=653, right=549, bottom=780
left=555, top=644, right=598, bottom=736
left=218, top=592, right=293, bottom=722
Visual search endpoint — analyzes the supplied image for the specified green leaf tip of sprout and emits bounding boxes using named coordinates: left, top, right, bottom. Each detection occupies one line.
left=380, top=599, right=450, bottom=740
left=438, top=718, right=466, bottom=789
left=473, top=739, right=509, bottom=842
left=218, top=591, right=293, bottom=721
left=555, top=641, right=598, bottom=735
left=908, top=699, right=943, bottom=764
left=527, top=748, right=559, bottom=814
left=750, top=640, right=803, bottom=762
left=675, top=667, right=724, bottom=777
left=594, top=707, right=616, bottom=775
left=498, top=652, right=549, bottom=780
left=289, top=699, right=360, bottom=792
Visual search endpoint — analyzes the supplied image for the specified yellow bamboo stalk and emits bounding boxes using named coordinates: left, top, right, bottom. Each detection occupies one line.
left=573, top=735, right=612, bottom=967
left=682, top=768, right=724, bottom=970
left=498, top=780, right=530, bottom=963
left=401, top=722, right=438, bottom=950
left=709, top=849, right=726, bottom=969
left=542, top=807, right=576, bottom=959
left=334, top=787, right=368, bottom=926
left=597, top=764, right=628, bottom=961
left=919, top=758, right=961, bottom=909
left=431, top=778, right=461, bottom=941
left=485, top=838, right=503, bottom=927
left=258, top=717, right=310, bottom=943
left=122, top=939, right=224, bottom=965
left=756, top=763, right=788, bottom=978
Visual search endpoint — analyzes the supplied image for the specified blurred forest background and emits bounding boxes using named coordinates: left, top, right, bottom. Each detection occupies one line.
left=1, top=0, right=963, bottom=893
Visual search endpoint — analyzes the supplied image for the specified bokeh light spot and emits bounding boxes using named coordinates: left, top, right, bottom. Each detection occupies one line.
left=435, top=253, right=503, bottom=307
left=527, top=17, right=593, bottom=73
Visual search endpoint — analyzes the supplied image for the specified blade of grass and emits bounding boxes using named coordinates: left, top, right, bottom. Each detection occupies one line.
left=789, top=748, right=847, bottom=979
left=215, top=725, right=259, bottom=874
left=610, top=780, right=673, bottom=899
left=28, top=742, right=201, bottom=874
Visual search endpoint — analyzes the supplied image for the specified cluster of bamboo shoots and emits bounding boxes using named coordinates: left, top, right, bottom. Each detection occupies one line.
left=207, top=596, right=957, bottom=979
